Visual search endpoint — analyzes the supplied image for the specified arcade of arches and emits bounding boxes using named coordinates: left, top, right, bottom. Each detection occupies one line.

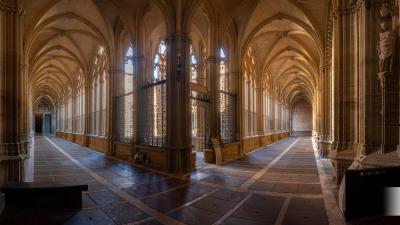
left=1, top=0, right=400, bottom=224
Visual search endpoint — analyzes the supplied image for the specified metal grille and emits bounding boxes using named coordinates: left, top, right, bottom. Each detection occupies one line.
left=139, top=80, right=166, bottom=146
left=115, top=92, right=136, bottom=142
left=190, top=91, right=210, bottom=152
left=220, top=91, right=236, bottom=143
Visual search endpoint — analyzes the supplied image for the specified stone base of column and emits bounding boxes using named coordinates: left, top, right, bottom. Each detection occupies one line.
left=167, top=147, right=194, bottom=173
left=331, top=142, right=358, bottom=184
left=0, top=141, right=30, bottom=186
left=319, top=141, right=332, bottom=158
left=0, top=159, right=26, bottom=186
left=332, top=157, right=353, bottom=185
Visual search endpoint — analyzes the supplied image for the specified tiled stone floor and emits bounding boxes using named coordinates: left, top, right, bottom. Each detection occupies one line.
left=0, top=136, right=346, bottom=225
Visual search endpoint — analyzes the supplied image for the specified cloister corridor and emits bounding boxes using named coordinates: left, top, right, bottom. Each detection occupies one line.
left=0, top=135, right=344, bottom=225
left=4, top=0, right=400, bottom=224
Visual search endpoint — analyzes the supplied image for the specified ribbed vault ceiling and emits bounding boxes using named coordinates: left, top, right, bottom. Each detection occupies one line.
left=242, top=0, right=325, bottom=106
left=25, top=0, right=330, bottom=110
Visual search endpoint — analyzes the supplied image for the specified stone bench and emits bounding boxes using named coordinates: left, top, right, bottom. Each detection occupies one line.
left=1, top=182, right=88, bottom=209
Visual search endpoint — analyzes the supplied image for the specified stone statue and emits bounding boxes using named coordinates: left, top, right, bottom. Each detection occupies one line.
left=377, top=3, right=395, bottom=76
left=378, top=21, right=394, bottom=74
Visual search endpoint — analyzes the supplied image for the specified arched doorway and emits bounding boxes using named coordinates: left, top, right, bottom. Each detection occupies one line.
left=291, top=100, right=312, bottom=136
left=33, top=98, right=55, bottom=135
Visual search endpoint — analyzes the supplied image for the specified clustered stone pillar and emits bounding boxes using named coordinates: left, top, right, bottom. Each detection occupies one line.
left=165, top=34, right=192, bottom=172
left=318, top=64, right=333, bottom=157
left=256, top=86, right=264, bottom=135
left=331, top=0, right=361, bottom=184
left=204, top=56, right=219, bottom=140
left=0, top=0, right=29, bottom=185
left=330, top=0, right=400, bottom=184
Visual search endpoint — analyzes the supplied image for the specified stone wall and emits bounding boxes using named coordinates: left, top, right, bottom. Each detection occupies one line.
left=291, top=100, right=312, bottom=133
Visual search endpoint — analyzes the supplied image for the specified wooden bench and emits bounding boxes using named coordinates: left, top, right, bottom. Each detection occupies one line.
left=1, top=182, right=88, bottom=209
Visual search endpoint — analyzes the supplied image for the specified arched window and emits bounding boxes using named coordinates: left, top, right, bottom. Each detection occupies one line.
left=115, top=46, right=136, bottom=142
left=219, top=48, right=236, bottom=143
left=219, top=48, right=228, bottom=91
left=190, top=44, right=198, bottom=82
left=67, top=88, right=72, bottom=133
left=153, top=41, right=167, bottom=81
left=124, top=46, right=134, bottom=93
left=139, top=41, right=167, bottom=146
left=75, top=71, right=85, bottom=134
left=243, top=48, right=257, bottom=137
left=91, top=46, right=108, bottom=136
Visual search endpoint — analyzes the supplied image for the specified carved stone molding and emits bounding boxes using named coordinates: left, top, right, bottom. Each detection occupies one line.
left=332, top=0, right=368, bottom=17
left=0, top=140, right=29, bottom=161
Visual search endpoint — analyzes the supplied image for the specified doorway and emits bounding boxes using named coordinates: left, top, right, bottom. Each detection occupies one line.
left=35, top=114, right=43, bottom=133
left=43, top=114, right=52, bottom=134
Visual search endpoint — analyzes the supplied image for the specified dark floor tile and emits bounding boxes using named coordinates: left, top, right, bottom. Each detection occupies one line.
left=89, top=190, right=124, bottom=206
left=137, top=219, right=164, bottom=225
left=125, top=173, right=165, bottom=184
left=83, top=193, right=97, bottom=208
left=297, top=183, right=322, bottom=194
left=249, top=181, right=275, bottom=191
left=169, top=205, right=221, bottom=225
left=282, top=210, right=329, bottom=225
left=209, top=188, right=248, bottom=204
left=201, top=175, right=246, bottom=187
left=288, top=198, right=326, bottom=211
left=143, top=195, right=184, bottom=213
left=232, top=194, right=284, bottom=223
left=222, top=216, right=271, bottom=225
left=102, top=202, right=148, bottom=225
left=183, top=182, right=215, bottom=195
left=161, top=187, right=202, bottom=203
left=87, top=181, right=108, bottom=192
left=192, top=196, right=236, bottom=215
left=63, top=208, right=116, bottom=225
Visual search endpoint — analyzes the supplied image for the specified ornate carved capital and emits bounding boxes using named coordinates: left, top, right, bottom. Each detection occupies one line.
left=332, top=0, right=367, bottom=17
left=165, top=33, right=190, bottom=44
left=0, top=1, right=24, bottom=14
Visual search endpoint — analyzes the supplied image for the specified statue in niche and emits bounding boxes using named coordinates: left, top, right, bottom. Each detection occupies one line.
left=377, top=3, right=395, bottom=75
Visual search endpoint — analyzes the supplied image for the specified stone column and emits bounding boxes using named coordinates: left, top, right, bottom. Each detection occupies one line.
left=134, top=55, right=146, bottom=146
left=318, top=64, right=333, bottom=157
left=84, top=72, right=91, bottom=146
left=256, top=87, right=264, bottom=136
left=107, top=68, right=121, bottom=156
left=165, top=34, right=192, bottom=173
left=204, top=56, right=219, bottom=139
left=0, top=0, right=29, bottom=185
left=331, top=0, right=363, bottom=183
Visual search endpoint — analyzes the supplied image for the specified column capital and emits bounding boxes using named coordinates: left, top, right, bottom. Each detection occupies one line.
left=165, top=33, right=190, bottom=43
left=108, top=68, right=122, bottom=74
left=0, top=1, right=24, bottom=14
left=332, top=0, right=368, bottom=17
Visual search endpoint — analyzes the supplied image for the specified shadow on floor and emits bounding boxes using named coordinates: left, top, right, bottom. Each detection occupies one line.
left=0, top=207, right=84, bottom=225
